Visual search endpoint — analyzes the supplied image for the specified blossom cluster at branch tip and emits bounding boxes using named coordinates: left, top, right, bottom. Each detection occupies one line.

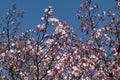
left=37, top=24, right=45, bottom=32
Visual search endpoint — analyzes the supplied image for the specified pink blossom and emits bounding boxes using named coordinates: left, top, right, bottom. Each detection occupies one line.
left=47, top=70, right=54, bottom=77
left=102, top=11, right=106, bottom=16
left=72, top=66, right=78, bottom=71
left=41, top=17, right=45, bottom=21
left=19, top=72, right=25, bottom=77
left=44, top=8, right=48, bottom=13
left=48, top=18, right=59, bottom=23
left=89, top=7, right=94, bottom=11
left=45, top=39, right=54, bottom=47
left=37, top=24, right=45, bottom=32
left=30, top=65, right=37, bottom=70
left=1, top=53, right=5, bottom=57
left=94, top=4, right=99, bottom=9
left=10, top=49, right=14, bottom=53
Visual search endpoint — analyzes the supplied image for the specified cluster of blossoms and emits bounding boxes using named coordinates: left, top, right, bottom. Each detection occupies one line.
left=0, top=0, right=120, bottom=80
left=37, top=24, right=45, bottom=32
left=41, top=6, right=53, bottom=20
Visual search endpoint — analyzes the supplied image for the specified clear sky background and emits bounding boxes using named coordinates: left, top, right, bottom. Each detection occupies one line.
left=0, top=0, right=116, bottom=33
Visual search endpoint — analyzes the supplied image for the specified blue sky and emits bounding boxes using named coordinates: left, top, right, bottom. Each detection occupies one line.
left=0, top=0, right=116, bottom=32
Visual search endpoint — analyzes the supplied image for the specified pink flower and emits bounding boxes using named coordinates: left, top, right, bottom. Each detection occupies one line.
left=72, top=66, right=80, bottom=77
left=19, top=72, right=25, bottom=77
left=48, top=17, right=59, bottom=25
left=44, top=8, right=48, bottom=13
left=41, top=17, right=45, bottom=21
left=48, top=18, right=59, bottom=22
left=30, top=65, right=37, bottom=70
left=94, top=29, right=102, bottom=39
left=111, top=48, right=117, bottom=52
left=89, top=7, right=94, bottom=11
left=102, top=11, right=106, bottom=16
left=94, top=4, right=99, bottom=9
left=37, top=24, right=45, bottom=32
left=45, top=39, right=54, bottom=47
left=47, top=70, right=54, bottom=77
left=1, top=53, right=5, bottom=57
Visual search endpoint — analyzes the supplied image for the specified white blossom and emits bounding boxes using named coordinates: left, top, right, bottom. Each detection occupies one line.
left=89, top=7, right=94, bottom=11
left=10, top=49, right=14, bottom=53
left=102, top=11, right=106, bottom=16
left=1, top=53, right=5, bottom=57
left=48, top=17, right=59, bottom=22
left=47, top=70, right=54, bottom=77
left=44, top=8, right=48, bottom=12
